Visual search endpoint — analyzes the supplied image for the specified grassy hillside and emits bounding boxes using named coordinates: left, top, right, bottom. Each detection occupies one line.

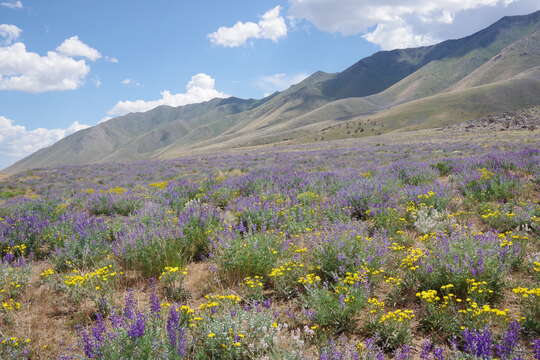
left=312, top=76, right=540, bottom=141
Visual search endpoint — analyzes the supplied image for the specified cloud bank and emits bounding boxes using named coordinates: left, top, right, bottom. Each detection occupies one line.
left=0, top=24, right=22, bottom=45
left=209, top=6, right=288, bottom=47
left=288, top=0, right=540, bottom=50
left=0, top=30, right=105, bottom=92
left=0, top=1, right=22, bottom=9
left=56, top=36, right=102, bottom=61
left=0, top=116, right=89, bottom=169
left=107, top=73, right=229, bottom=117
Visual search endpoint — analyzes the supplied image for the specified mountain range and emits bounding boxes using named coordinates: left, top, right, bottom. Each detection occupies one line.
left=5, top=10, right=540, bottom=174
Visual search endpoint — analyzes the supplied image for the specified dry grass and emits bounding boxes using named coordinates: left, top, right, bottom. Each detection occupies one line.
left=7, top=262, right=81, bottom=359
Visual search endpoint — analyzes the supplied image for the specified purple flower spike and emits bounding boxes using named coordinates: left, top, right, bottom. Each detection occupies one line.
left=127, top=312, right=146, bottom=338
left=420, top=340, right=434, bottom=360
left=80, top=328, right=95, bottom=358
left=92, top=313, right=106, bottom=346
left=124, top=291, right=136, bottom=320
left=149, top=290, right=160, bottom=316
left=433, top=348, right=444, bottom=360
left=167, top=307, right=180, bottom=348
left=533, top=339, right=540, bottom=360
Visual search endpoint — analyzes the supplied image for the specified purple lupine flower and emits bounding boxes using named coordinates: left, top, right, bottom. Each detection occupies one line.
left=495, top=321, right=520, bottom=359
left=338, top=294, right=346, bottom=307
left=127, top=312, right=146, bottom=338
left=80, top=329, right=95, bottom=358
left=433, top=347, right=444, bottom=360
left=533, top=339, right=540, bottom=360
left=176, top=326, right=187, bottom=357
left=124, top=291, right=136, bottom=320
left=110, top=312, right=124, bottom=330
left=395, top=345, right=411, bottom=360
left=462, top=328, right=493, bottom=358
left=149, top=289, right=160, bottom=316
left=92, top=313, right=106, bottom=346
left=420, top=340, right=434, bottom=360
left=262, top=298, right=272, bottom=309
left=167, top=307, right=180, bottom=349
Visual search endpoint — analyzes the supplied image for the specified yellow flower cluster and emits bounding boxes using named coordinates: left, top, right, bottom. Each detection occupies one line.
left=416, top=290, right=440, bottom=303
left=63, top=265, right=118, bottom=287
left=297, top=191, right=320, bottom=203
left=379, top=309, right=415, bottom=323
left=207, top=329, right=246, bottom=349
left=466, top=279, right=494, bottom=296
left=448, top=210, right=470, bottom=218
left=533, top=261, right=540, bottom=272
left=360, top=171, right=372, bottom=178
left=159, top=266, right=188, bottom=280
left=199, top=294, right=242, bottom=311
left=388, top=242, right=405, bottom=251
left=0, top=336, right=31, bottom=347
left=384, top=276, right=402, bottom=286
left=512, top=287, right=540, bottom=298
left=178, top=304, right=195, bottom=314
left=1, top=298, right=21, bottom=311
left=418, top=233, right=437, bottom=242
left=458, top=300, right=510, bottom=318
left=496, top=232, right=527, bottom=248
left=149, top=181, right=169, bottom=190
left=368, top=297, right=385, bottom=313
left=294, top=246, right=308, bottom=253
left=341, top=271, right=366, bottom=285
left=244, top=276, right=264, bottom=288
left=2, top=244, right=27, bottom=255
left=478, top=168, right=495, bottom=180
left=168, top=305, right=206, bottom=328
left=400, top=247, right=425, bottom=271
left=40, top=268, right=55, bottom=278
left=105, top=186, right=128, bottom=194
left=268, top=261, right=304, bottom=277
left=298, top=273, right=321, bottom=285
left=481, top=210, right=500, bottom=219
left=406, top=203, right=419, bottom=216
left=417, top=191, right=436, bottom=201
left=362, top=266, right=385, bottom=276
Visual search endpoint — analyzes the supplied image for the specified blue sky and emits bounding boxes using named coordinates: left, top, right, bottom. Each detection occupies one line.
left=1, top=0, right=539, bottom=169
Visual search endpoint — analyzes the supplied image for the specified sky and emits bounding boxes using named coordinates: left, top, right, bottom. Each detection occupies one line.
left=1, top=0, right=539, bottom=169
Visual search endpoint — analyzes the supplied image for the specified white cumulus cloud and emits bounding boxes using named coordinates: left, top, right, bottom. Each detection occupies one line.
left=287, top=0, right=540, bottom=50
left=0, top=1, right=22, bottom=9
left=0, top=32, right=109, bottom=93
left=256, top=72, right=309, bottom=96
left=0, top=42, right=90, bottom=92
left=121, top=78, right=141, bottom=86
left=208, top=6, right=288, bottom=47
left=107, top=73, right=229, bottom=116
left=56, top=36, right=102, bottom=61
left=0, top=116, right=90, bottom=169
left=0, top=24, right=22, bottom=45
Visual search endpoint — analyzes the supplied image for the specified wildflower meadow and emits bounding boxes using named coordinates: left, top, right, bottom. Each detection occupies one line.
left=0, top=134, right=539, bottom=359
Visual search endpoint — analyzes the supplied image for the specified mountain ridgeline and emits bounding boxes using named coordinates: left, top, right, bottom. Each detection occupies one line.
left=6, top=11, right=540, bottom=174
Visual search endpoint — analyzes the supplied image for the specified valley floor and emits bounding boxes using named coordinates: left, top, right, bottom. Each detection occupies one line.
left=0, top=127, right=539, bottom=359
